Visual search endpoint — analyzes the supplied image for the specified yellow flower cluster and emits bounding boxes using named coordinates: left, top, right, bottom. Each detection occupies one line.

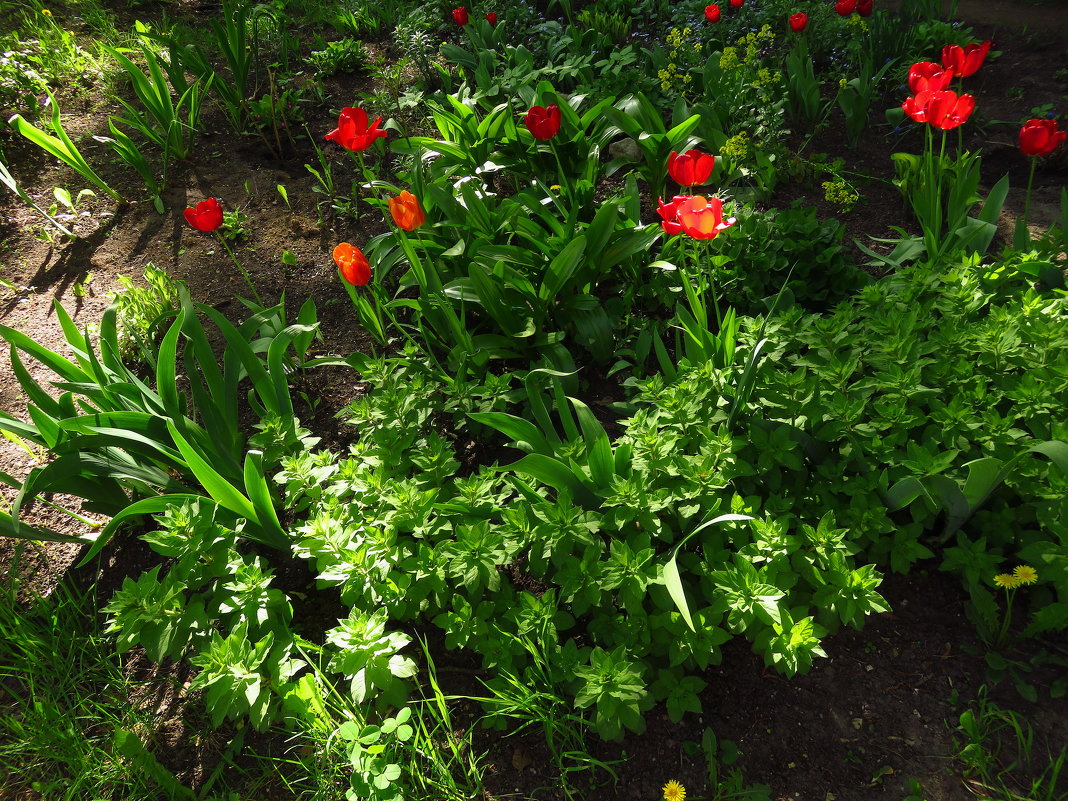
left=662, top=26, right=697, bottom=92
left=822, top=179, right=859, bottom=212
left=658, top=63, right=681, bottom=91
left=721, top=130, right=749, bottom=161
left=754, top=68, right=781, bottom=89
left=846, top=15, right=868, bottom=31
left=993, top=565, right=1039, bottom=589
left=666, top=26, right=691, bottom=49
left=719, top=46, right=741, bottom=70
left=739, top=24, right=776, bottom=65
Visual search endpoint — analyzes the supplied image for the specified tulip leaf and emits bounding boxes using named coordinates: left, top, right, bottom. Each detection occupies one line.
left=664, top=514, right=754, bottom=632
left=468, top=412, right=552, bottom=455
left=539, top=236, right=587, bottom=302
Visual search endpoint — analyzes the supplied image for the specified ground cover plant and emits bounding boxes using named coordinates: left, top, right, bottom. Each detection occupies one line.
left=0, top=0, right=1067, bottom=799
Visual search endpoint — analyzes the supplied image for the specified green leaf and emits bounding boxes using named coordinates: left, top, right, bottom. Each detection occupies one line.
left=664, top=514, right=753, bottom=632
left=538, top=236, right=587, bottom=302
left=468, top=412, right=551, bottom=454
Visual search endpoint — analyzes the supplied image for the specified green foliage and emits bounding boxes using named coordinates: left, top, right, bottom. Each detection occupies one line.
left=0, top=584, right=204, bottom=800
left=337, top=706, right=414, bottom=801
left=8, top=88, right=122, bottom=202
left=105, top=37, right=207, bottom=168
left=110, top=263, right=183, bottom=361
left=0, top=290, right=318, bottom=552
left=308, top=37, right=371, bottom=76
left=711, top=203, right=868, bottom=314
left=951, top=687, right=1067, bottom=801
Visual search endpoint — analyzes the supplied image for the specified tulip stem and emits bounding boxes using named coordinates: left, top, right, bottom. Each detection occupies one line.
left=354, top=150, right=387, bottom=214
left=216, top=234, right=264, bottom=308
left=691, top=236, right=721, bottom=333
left=1024, top=156, right=1037, bottom=229
left=547, top=139, right=573, bottom=201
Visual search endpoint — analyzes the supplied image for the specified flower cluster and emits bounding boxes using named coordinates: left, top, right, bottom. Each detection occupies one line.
left=659, top=26, right=698, bottom=94
left=720, top=130, right=749, bottom=160
left=835, top=0, right=873, bottom=16
left=900, top=43, right=989, bottom=131
left=822, top=179, right=859, bottom=212
left=993, top=565, right=1039, bottom=589
left=719, top=46, right=742, bottom=71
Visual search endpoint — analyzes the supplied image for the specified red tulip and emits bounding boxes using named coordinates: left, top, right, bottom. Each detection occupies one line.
left=656, top=195, right=687, bottom=236
left=334, top=243, right=371, bottom=286
left=902, top=90, right=975, bottom=130
left=325, top=107, right=388, bottom=152
left=941, top=41, right=991, bottom=78
left=908, top=62, right=953, bottom=94
left=485, top=11, right=497, bottom=25
left=834, top=0, right=855, bottom=15
left=1019, top=119, right=1067, bottom=157
left=856, top=0, right=873, bottom=15
left=184, top=198, right=223, bottom=232
left=452, top=6, right=468, bottom=25
left=729, top=0, right=743, bottom=7
left=676, top=195, right=736, bottom=240
left=525, top=104, right=561, bottom=141
left=388, top=190, right=426, bottom=231
left=705, top=4, right=721, bottom=22
left=668, top=150, right=715, bottom=187
left=789, top=12, right=807, bottom=32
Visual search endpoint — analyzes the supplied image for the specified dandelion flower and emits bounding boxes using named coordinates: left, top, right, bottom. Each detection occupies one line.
left=1013, top=565, right=1038, bottom=585
left=993, top=573, right=1020, bottom=590
left=42, top=8, right=52, bottom=14
left=662, top=780, right=686, bottom=801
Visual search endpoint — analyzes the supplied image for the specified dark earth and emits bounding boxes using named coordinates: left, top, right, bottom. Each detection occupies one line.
left=1, top=0, right=1067, bottom=798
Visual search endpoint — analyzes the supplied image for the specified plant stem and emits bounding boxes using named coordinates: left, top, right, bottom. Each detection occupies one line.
left=547, top=138, right=573, bottom=200
left=216, top=234, right=264, bottom=308
left=1023, top=156, right=1037, bottom=227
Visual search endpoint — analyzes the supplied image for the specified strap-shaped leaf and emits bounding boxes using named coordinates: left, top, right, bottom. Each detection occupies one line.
left=166, top=420, right=256, bottom=522
left=538, top=236, right=587, bottom=303
left=468, top=412, right=551, bottom=454
left=78, top=493, right=211, bottom=565
left=664, top=513, right=754, bottom=631
left=243, top=449, right=288, bottom=551
left=502, top=453, right=594, bottom=506
left=569, top=397, right=614, bottom=489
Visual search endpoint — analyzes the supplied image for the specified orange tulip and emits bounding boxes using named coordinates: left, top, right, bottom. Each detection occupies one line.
left=334, top=242, right=371, bottom=286
left=388, top=190, right=426, bottom=231
left=676, top=195, right=736, bottom=240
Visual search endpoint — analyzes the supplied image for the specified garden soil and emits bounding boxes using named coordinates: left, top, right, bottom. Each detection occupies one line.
left=1, top=1, right=1067, bottom=799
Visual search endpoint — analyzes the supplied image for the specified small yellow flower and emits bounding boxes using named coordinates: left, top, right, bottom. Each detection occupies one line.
left=993, top=573, right=1021, bottom=589
left=549, top=185, right=562, bottom=193
left=41, top=7, right=52, bottom=15
left=662, top=780, right=686, bottom=801
left=1013, top=565, right=1038, bottom=585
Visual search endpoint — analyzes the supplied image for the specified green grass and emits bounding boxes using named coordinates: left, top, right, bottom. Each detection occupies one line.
left=0, top=581, right=253, bottom=801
